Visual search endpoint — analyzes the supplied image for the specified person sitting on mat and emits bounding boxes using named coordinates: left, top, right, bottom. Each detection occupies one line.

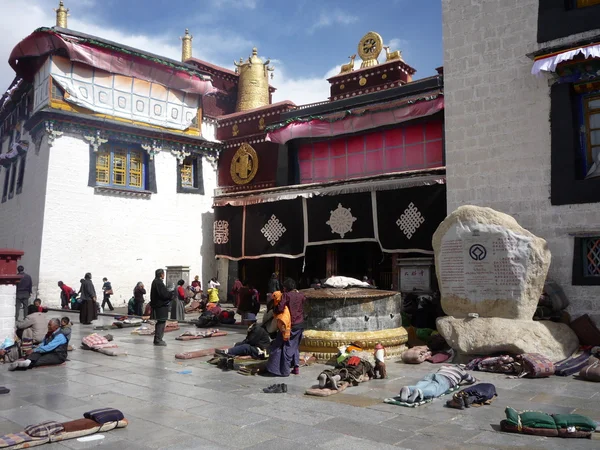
left=215, top=322, right=270, bottom=359
left=9, top=318, right=69, bottom=371
left=398, top=365, right=476, bottom=403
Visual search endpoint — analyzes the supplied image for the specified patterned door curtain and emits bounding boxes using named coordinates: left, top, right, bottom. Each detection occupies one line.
left=212, top=184, right=446, bottom=260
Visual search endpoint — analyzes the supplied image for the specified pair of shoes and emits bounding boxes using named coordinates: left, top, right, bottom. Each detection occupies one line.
left=153, top=341, right=167, bottom=347
left=214, top=349, right=228, bottom=356
left=263, top=383, right=287, bottom=393
left=292, top=366, right=300, bottom=375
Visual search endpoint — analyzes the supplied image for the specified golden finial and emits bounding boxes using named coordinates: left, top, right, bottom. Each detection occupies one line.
left=180, top=29, right=193, bottom=62
left=54, top=1, right=69, bottom=28
left=234, top=47, right=274, bottom=112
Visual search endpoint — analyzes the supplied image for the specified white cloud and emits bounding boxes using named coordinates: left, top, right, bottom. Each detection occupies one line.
left=272, top=65, right=340, bottom=106
left=308, top=10, right=358, bottom=34
left=210, top=0, right=258, bottom=9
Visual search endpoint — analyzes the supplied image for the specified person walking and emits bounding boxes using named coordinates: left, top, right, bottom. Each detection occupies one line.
left=79, top=273, right=98, bottom=325
left=150, top=269, right=172, bottom=346
left=15, top=265, right=32, bottom=321
left=133, top=282, right=146, bottom=316
left=101, top=277, right=114, bottom=311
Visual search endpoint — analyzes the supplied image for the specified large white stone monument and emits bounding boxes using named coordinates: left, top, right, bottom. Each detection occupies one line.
left=433, top=206, right=578, bottom=361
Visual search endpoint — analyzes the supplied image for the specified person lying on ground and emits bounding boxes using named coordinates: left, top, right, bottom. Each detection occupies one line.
left=215, top=322, right=271, bottom=359
left=15, top=304, right=47, bottom=344
left=9, top=318, right=69, bottom=371
left=398, top=365, right=476, bottom=403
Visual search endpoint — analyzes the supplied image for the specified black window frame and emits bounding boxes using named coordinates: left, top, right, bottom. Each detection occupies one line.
left=538, top=0, right=600, bottom=43
left=177, top=155, right=204, bottom=194
left=550, top=83, right=600, bottom=205
left=1, top=165, right=10, bottom=203
left=16, top=153, right=26, bottom=195
left=572, top=236, right=600, bottom=285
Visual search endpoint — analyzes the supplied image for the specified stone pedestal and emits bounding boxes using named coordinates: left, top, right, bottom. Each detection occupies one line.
left=0, top=249, right=24, bottom=341
left=300, top=287, right=407, bottom=362
left=436, top=317, right=579, bottom=362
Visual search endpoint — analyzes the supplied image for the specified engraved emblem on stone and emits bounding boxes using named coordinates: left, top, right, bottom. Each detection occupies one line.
left=469, top=244, right=487, bottom=261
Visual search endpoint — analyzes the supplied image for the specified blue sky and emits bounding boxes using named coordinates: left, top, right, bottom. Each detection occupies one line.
left=0, top=0, right=442, bottom=104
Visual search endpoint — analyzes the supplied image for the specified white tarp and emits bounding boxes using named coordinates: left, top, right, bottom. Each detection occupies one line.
left=323, top=276, right=372, bottom=289
left=49, top=55, right=199, bottom=131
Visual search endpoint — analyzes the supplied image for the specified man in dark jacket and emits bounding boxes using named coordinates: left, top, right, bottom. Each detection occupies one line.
left=150, top=268, right=172, bottom=346
left=216, top=322, right=271, bottom=359
left=267, top=273, right=280, bottom=299
left=15, top=265, right=32, bottom=320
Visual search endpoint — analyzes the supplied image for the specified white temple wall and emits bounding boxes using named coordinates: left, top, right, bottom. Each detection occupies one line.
left=442, top=0, right=600, bottom=323
left=0, top=132, right=51, bottom=298
left=36, top=134, right=217, bottom=307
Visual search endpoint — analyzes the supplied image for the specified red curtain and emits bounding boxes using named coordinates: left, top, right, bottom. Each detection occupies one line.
left=298, top=120, right=443, bottom=184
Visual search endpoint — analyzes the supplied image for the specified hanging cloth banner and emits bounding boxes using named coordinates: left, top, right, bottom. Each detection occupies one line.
left=213, top=205, right=244, bottom=260
left=305, top=192, right=376, bottom=246
left=531, top=42, right=600, bottom=76
left=244, top=198, right=305, bottom=259
left=375, top=184, right=446, bottom=254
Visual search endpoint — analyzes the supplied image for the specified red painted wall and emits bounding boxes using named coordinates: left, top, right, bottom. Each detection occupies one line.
left=298, top=120, right=443, bottom=184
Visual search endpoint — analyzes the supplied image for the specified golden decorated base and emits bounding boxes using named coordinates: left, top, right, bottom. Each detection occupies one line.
left=300, top=327, right=408, bottom=363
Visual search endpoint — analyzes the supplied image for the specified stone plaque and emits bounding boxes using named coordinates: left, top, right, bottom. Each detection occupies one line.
left=439, top=224, right=532, bottom=302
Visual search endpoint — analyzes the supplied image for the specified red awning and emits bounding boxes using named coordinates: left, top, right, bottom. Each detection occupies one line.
left=266, top=93, right=444, bottom=145
left=9, top=29, right=216, bottom=96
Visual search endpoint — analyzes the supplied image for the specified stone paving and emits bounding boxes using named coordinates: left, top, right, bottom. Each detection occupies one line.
left=1, top=314, right=599, bottom=449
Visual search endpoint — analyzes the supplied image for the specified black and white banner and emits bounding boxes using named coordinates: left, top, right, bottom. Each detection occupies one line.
left=375, top=184, right=446, bottom=254
left=213, top=183, right=446, bottom=259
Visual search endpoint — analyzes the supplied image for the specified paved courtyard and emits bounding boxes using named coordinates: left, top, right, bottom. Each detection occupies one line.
left=1, top=314, right=599, bottom=449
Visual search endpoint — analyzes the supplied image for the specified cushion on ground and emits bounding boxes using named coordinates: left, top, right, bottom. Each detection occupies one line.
left=552, top=414, right=597, bottom=431
left=505, top=407, right=556, bottom=430
left=61, top=419, right=100, bottom=434
left=556, top=429, right=593, bottom=438
left=0, top=432, right=44, bottom=448
left=500, top=420, right=559, bottom=437
left=24, top=421, right=64, bottom=438
left=579, top=362, right=600, bottom=382
left=305, top=382, right=350, bottom=396
left=84, top=408, right=124, bottom=424
left=383, top=385, right=460, bottom=408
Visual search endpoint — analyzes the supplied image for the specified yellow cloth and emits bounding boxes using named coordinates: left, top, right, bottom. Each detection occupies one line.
left=207, top=288, right=219, bottom=303
left=272, top=291, right=291, bottom=341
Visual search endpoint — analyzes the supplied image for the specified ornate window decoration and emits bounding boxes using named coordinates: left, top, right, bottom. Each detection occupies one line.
left=177, top=155, right=204, bottom=194
left=95, top=143, right=147, bottom=190
left=573, top=236, right=600, bottom=285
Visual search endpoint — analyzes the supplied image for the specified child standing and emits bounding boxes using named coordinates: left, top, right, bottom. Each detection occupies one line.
left=60, top=317, right=72, bottom=343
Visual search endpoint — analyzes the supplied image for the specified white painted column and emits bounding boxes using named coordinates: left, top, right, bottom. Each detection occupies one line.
left=0, top=285, right=16, bottom=341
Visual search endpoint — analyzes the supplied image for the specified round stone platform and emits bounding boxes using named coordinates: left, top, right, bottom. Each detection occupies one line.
left=299, top=287, right=407, bottom=362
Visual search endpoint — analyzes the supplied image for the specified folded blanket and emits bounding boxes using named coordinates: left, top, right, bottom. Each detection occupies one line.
left=446, top=383, right=497, bottom=409
left=554, top=351, right=591, bottom=376
left=84, top=408, right=124, bottom=424
left=501, top=407, right=596, bottom=439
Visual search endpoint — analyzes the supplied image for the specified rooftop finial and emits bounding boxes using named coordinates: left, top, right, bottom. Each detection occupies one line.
left=181, top=29, right=193, bottom=62
left=54, top=1, right=69, bottom=28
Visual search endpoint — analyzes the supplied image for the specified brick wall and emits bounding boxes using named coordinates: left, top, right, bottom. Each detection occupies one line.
left=442, top=0, right=600, bottom=323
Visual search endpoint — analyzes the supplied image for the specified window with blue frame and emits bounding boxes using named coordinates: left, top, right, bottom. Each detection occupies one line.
left=577, top=91, right=600, bottom=178
left=95, top=143, right=147, bottom=190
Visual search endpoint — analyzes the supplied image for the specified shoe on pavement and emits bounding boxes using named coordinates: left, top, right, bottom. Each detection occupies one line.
left=215, top=349, right=228, bottom=356
left=281, top=383, right=288, bottom=393
left=292, top=366, right=300, bottom=375
left=153, top=341, right=167, bottom=347
left=263, top=383, right=285, bottom=394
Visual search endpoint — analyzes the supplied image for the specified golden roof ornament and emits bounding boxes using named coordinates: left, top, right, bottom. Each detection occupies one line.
left=54, top=1, right=69, bottom=28
left=358, top=31, right=383, bottom=68
left=383, top=46, right=403, bottom=62
left=181, top=29, right=193, bottom=62
left=234, top=47, right=274, bottom=112
left=338, top=55, right=356, bottom=75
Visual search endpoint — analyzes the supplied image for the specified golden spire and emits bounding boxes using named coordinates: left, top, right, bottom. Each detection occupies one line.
left=233, top=47, right=274, bottom=112
left=181, top=29, right=193, bottom=62
left=54, top=1, right=69, bottom=28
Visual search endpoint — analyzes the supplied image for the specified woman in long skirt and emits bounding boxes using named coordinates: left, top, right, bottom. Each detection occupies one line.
left=79, top=273, right=98, bottom=325
left=265, top=278, right=306, bottom=377
left=170, top=279, right=186, bottom=321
